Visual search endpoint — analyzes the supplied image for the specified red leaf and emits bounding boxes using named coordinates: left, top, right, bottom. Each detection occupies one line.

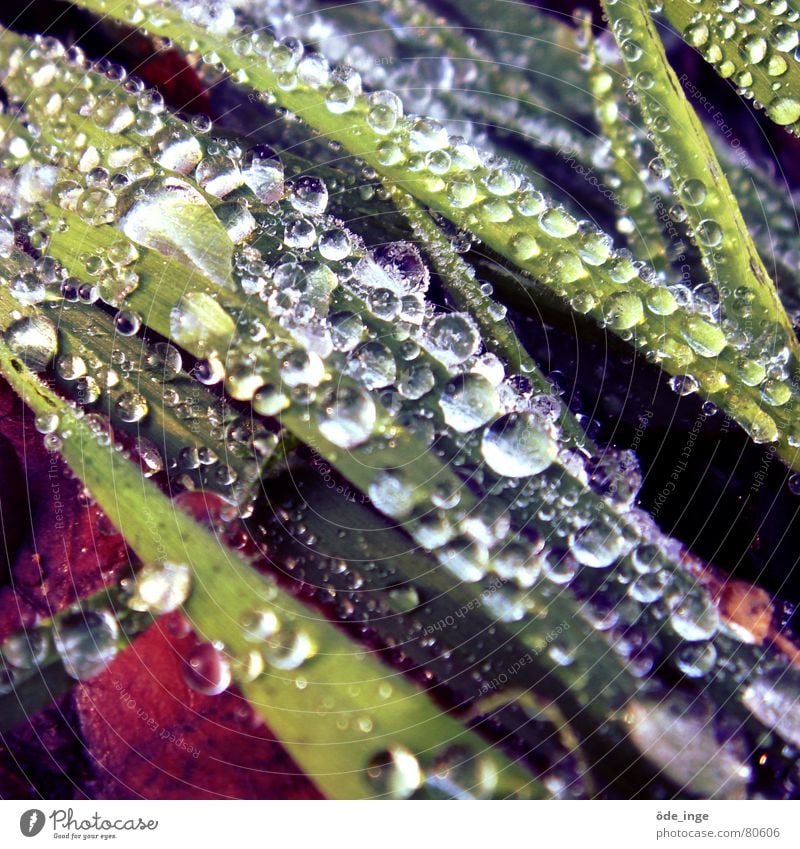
left=74, top=616, right=321, bottom=799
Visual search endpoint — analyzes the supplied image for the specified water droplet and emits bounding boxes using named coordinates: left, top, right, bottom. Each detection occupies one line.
left=675, top=641, right=717, bottom=677
left=424, top=313, right=480, bottom=367
left=253, top=384, right=290, bottom=416
left=367, top=90, right=403, bottom=134
left=481, top=413, right=557, bottom=478
left=767, top=94, right=800, bottom=125
left=367, top=746, right=423, bottom=799
left=604, top=291, right=643, bottom=330
left=195, top=154, right=243, bottom=198
left=539, top=208, right=578, bottom=238
left=54, top=610, right=119, bottom=680
left=349, top=342, right=396, bottom=389
left=570, top=518, right=636, bottom=568
left=319, top=229, right=351, bottom=261
left=742, top=669, right=800, bottom=746
left=4, top=315, right=58, bottom=372
left=263, top=626, right=316, bottom=670
left=439, top=373, right=499, bottom=432
left=119, top=177, right=233, bottom=287
left=681, top=178, right=707, bottom=205
left=127, top=561, right=192, bottom=614
left=369, top=470, right=415, bottom=519
left=2, top=629, right=49, bottom=669
left=183, top=642, right=232, bottom=695
left=668, top=591, right=720, bottom=641
left=696, top=219, right=723, bottom=247
left=115, top=391, right=149, bottom=423
left=289, top=176, right=329, bottom=216
left=408, top=117, right=449, bottom=152
left=316, top=384, right=377, bottom=448
left=242, top=144, right=284, bottom=204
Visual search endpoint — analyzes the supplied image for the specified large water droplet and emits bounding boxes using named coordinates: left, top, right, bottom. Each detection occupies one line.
left=742, top=669, right=800, bottom=747
left=367, top=746, right=423, bottom=799
left=127, top=561, right=192, bottom=614
left=119, top=177, right=234, bottom=288
left=481, top=413, right=557, bottom=477
left=54, top=610, right=119, bottom=680
left=424, top=313, right=480, bottom=367
left=4, top=315, right=58, bottom=372
left=183, top=642, right=232, bottom=695
left=316, top=384, right=377, bottom=448
left=439, top=373, right=499, bottom=432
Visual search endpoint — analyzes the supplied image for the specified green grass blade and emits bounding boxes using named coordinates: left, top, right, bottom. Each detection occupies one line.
left=0, top=327, right=540, bottom=799
left=57, top=2, right=800, bottom=469
left=662, top=0, right=800, bottom=131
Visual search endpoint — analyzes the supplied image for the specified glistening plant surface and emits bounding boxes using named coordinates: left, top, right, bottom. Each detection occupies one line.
left=0, top=0, right=799, bottom=800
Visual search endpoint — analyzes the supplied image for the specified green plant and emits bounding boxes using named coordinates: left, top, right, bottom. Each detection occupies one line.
left=0, top=0, right=799, bottom=799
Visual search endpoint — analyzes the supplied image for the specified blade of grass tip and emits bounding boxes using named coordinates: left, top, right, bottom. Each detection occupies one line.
left=0, top=330, right=542, bottom=799
left=661, top=0, right=800, bottom=131
left=603, top=0, right=800, bottom=358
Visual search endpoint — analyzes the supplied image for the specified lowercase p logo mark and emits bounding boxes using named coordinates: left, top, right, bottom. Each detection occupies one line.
left=19, top=810, right=45, bottom=837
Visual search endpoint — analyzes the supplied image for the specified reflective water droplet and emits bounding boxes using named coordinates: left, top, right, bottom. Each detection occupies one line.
left=2, top=629, right=49, bottom=669
left=668, top=591, right=720, bottom=641
left=127, top=561, right=192, bottom=614
left=4, top=315, right=58, bottom=372
left=767, top=94, right=800, bottom=125
left=263, top=626, right=316, bottom=670
left=349, top=341, right=396, bottom=389
left=319, top=229, right=351, bottom=261
left=570, top=518, right=636, bottom=569
left=115, top=391, right=149, bottom=423
left=367, top=746, right=423, bottom=799
left=481, top=413, right=557, bottom=478
left=439, top=373, right=499, bottom=432
left=54, top=610, right=119, bottom=680
left=289, top=176, right=329, bottom=216
left=195, top=154, right=243, bottom=198
left=367, top=90, right=403, bottom=134
left=681, top=178, right=707, bottom=205
left=119, top=177, right=233, bottom=287
left=675, top=641, right=717, bottom=678
left=742, top=669, right=800, bottom=747
left=369, top=470, right=415, bottom=519
left=604, top=291, right=643, bottom=330
left=10, top=271, right=46, bottom=305
left=408, top=117, right=449, bottom=152
left=183, top=642, right=232, bottom=695
left=316, top=384, right=377, bottom=448
left=242, top=144, right=284, bottom=204
left=424, top=313, right=480, bottom=367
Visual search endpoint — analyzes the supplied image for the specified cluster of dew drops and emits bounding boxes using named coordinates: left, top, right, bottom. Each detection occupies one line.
left=675, top=0, right=800, bottom=127
left=0, top=4, right=798, bottom=795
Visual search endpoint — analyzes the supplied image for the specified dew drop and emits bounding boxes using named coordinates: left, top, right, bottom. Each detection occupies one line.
left=439, top=373, right=499, bottom=432
left=127, top=561, right=192, bottom=614
left=54, top=610, right=119, bottom=680
left=4, top=315, right=58, bottom=372
left=481, top=413, right=557, bottom=478
left=183, top=642, right=232, bottom=695
left=316, top=384, right=377, bottom=448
